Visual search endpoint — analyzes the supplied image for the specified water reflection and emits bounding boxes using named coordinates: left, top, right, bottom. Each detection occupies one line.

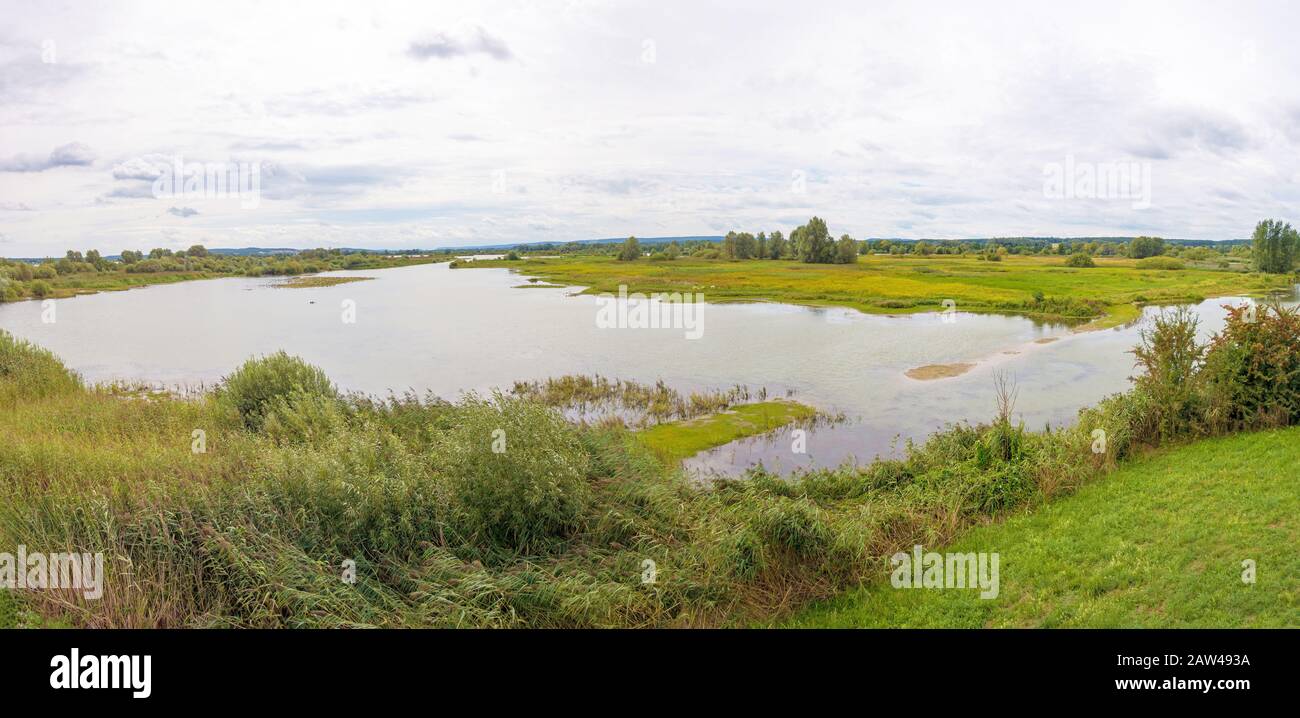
left=0, top=262, right=1292, bottom=476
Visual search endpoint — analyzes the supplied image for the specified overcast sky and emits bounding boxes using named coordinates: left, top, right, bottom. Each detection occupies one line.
left=2, top=0, right=1299, bottom=255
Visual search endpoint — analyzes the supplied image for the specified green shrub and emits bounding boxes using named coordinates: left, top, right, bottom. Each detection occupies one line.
left=29, top=280, right=52, bottom=298
left=1131, top=308, right=1205, bottom=440
left=1136, top=256, right=1184, bottom=270
left=216, top=352, right=337, bottom=430
left=1065, top=252, right=1095, bottom=268
left=1202, top=303, right=1300, bottom=431
left=434, top=394, right=592, bottom=553
left=262, top=391, right=350, bottom=445
left=0, top=330, right=81, bottom=400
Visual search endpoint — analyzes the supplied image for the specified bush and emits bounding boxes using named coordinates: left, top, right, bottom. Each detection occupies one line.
left=216, top=352, right=338, bottom=430
left=0, top=330, right=80, bottom=400
left=262, top=391, right=350, bottom=445
left=1136, top=256, right=1184, bottom=270
left=1202, top=303, right=1300, bottom=431
left=1064, top=253, right=1095, bottom=268
left=1131, top=308, right=1205, bottom=440
left=434, top=394, right=592, bottom=553
left=1129, top=236, right=1165, bottom=259
left=29, top=280, right=52, bottom=298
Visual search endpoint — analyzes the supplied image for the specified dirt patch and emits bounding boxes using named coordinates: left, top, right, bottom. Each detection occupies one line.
left=905, top=363, right=975, bottom=380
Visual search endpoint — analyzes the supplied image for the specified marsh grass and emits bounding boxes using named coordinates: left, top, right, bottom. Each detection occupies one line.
left=465, top=254, right=1291, bottom=328
left=2, top=303, right=1297, bottom=627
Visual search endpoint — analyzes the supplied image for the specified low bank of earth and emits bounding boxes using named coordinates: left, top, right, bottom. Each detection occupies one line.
left=782, top=426, right=1299, bottom=627
left=635, top=400, right=816, bottom=464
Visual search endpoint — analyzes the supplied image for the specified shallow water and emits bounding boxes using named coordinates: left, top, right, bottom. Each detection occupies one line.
left=0, top=262, right=1291, bottom=475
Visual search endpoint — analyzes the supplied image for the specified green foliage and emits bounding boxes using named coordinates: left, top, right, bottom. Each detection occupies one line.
left=1251, top=218, right=1299, bottom=273
left=0, top=330, right=81, bottom=401
left=834, top=235, right=858, bottom=264
left=216, top=352, right=338, bottom=430
left=1202, top=303, right=1300, bottom=430
left=1064, top=252, right=1095, bottom=268
left=1129, top=236, right=1166, bottom=259
left=434, top=394, right=593, bottom=553
left=616, top=236, right=641, bottom=261
left=1131, top=308, right=1205, bottom=441
left=793, top=216, right=834, bottom=263
left=1136, top=256, right=1184, bottom=270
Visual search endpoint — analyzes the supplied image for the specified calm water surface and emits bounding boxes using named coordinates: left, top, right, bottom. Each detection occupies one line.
left=0, top=262, right=1290, bottom=475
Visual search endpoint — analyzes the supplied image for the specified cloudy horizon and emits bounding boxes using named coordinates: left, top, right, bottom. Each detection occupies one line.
left=2, top=0, right=1299, bottom=256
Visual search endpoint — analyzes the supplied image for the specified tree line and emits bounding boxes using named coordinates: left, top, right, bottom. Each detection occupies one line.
left=611, top=217, right=1299, bottom=273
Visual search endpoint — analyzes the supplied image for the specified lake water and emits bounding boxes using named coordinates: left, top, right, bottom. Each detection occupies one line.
left=0, top=262, right=1291, bottom=475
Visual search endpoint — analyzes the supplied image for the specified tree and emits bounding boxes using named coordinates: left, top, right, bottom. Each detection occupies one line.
left=1065, top=252, right=1095, bottom=268
left=1129, top=236, right=1165, bottom=259
left=834, top=234, right=858, bottom=264
left=767, top=230, right=786, bottom=259
left=1251, top=219, right=1299, bottom=273
left=735, top=232, right=757, bottom=259
left=617, top=236, right=641, bottom=261
left=721, top=231, right=738, bottom=259
left=794, top=216, right=833, bottom=263
left=120, top=250, right=143, bottom=265
left=187, top=244, right=209, bottom=258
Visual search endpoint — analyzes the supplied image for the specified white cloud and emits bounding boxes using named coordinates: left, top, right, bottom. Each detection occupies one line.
left=1, top=0, right=1299, bottom=255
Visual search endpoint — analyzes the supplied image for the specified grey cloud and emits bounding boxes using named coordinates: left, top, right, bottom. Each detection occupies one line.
left=0, top=201, right=33, bottom=211
left=103, top=183, right=157, bottom=199
left=0, top=52, right=90, bottom=102
left=561, top=175, right=658, bottom=195
left=0, top=142, right=96, bottom=172
left=1128, top=110, right=1251, bottom=160
left=257, top=162, right=416, bottom=202
left=408, top=27, right=513, bottom=61
left=167, top=206, right=199, bottom=217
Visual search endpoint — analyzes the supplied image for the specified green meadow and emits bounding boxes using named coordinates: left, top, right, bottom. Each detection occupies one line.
left=787, top=427, right=1299, bottom=628
left=463, top=253, right=1292, bottom=328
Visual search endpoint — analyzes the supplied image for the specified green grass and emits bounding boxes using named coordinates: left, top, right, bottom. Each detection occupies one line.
left=463, top=254, right=1292, bottom=328
left=636, top=400, right=816, bottom=463
left=277, top=276, right=374, bottom=288
left=786, top=427, right=1300, bottom=627
left=0, top=255, right=439, bottom=302
left=0, top=590, right=17, bottom=628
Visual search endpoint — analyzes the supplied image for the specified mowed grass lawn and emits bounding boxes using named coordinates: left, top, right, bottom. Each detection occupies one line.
left=785, top=427, right=1299, bottom=627
left=467, top=254, right=1291, bottom=327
